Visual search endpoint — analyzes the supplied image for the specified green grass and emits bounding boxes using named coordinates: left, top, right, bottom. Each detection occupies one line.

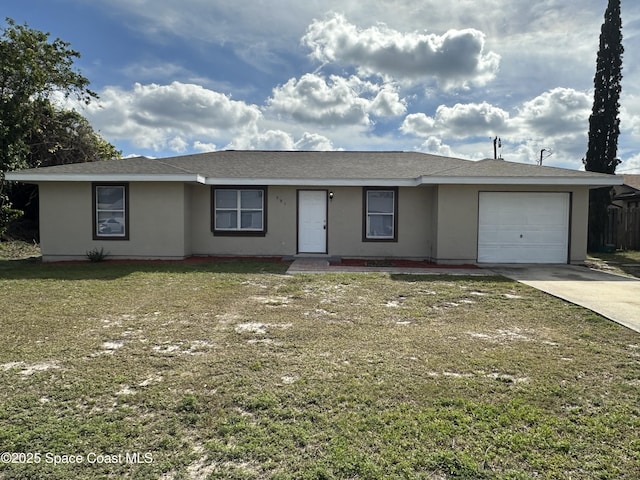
left=0, top=259, right=639, bottom=479
left=587, top=250, right=640, bottom=279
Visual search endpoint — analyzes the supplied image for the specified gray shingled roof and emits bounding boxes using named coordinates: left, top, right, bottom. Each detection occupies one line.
left=433, top=158, right=614, bottom=178
left=161, top=151, right=472, bottom=179
left=623, top=174, right=640, bottom=191
left=12, top=156, right=190, bottom=175
left=4, top=150, right=622, bottom=186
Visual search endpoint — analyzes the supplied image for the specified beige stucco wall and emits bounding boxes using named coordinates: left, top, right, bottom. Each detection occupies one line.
left=183, top=185, right=193, bottom=257
left=189, top=185, right=298, bottom=256
left=189, top=185, right=435, bottom=258
left=327, top=186, right=434, bottom=258
left=38, top=182, right=189, bottom=261
left=36, top=181, right=589, bottom=263
left=433, top=184, right=590, bottom=264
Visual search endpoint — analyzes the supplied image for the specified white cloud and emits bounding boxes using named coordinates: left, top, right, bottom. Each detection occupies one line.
left=79, top=82, right=261, bottom=152
left=434, top=103, right=510, bottom=138
left=401, top=89, right=589, bottom=144
left=514, top=87, right=592, bottom=140
left=268, top=74, right=368, bottom=126
left=400, top=113, right=436, bottom=135
left=302, top=13, right=500, bottom=88
left=400, top=88, right=595, bottom=167
left=226, top=130, right=294, bottom=150
left=369, top=86, right=407, bottom=117
left=193, top=141, right=217, bottom=152
left=226, top=130, right=336, bottom=151
left=401, top=102, right=509, bottom=138
left=618, top=153, right=640, bottom=174
left=294, top=132, right=336, bottom=151
left=168, top=136, right=188, bottom=152
left=127, top=82, right=260, bottom=130
left=419, top=137, right=454, bottom=157
left=60, top=79, right=349, bottom=153
left=621, top=95, right=640, bottom=140
left=267, top=73, right=405, bottom=126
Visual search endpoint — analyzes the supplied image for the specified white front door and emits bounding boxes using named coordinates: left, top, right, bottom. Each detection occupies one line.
left=298, top=190, right=327, bottom=253
left=478, top=192, right=570, bottom=263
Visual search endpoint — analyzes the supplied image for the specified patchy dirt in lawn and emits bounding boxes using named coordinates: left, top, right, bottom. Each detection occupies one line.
left=234, top=322, right=293, bottom=334
left=1, top=361, right=61, bottom=376
left=465, top=328, right=534, bottom=342
left=250, top=295, right=292, bottom=306
left=101, top=341, right=125, bottom=351
left=151, top=341, right=215, bottom=355
left=427, top=369, right=530, bottom=384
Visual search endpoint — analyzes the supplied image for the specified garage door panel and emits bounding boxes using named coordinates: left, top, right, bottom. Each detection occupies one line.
left=528, top=215, right=567, bottom=226
left=480, top=230, right=566, bottom=245
left=478, top=192, right=570, bottom=264
left=479, top=246, right=568, bottom=264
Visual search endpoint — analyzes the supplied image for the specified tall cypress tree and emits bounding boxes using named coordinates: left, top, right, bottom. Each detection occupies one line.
left=584, top=0, right=623, bottom=251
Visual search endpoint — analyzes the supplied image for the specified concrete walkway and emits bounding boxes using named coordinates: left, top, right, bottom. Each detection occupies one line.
left=286, top=257, right=492, bottom=276
left=491, top=265, right=640, bottom=333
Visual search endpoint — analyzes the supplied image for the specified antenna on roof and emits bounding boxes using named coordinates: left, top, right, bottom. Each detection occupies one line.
left=493, top=137, right=502, bottom=159
left=539, top=148, right=553, bottom=166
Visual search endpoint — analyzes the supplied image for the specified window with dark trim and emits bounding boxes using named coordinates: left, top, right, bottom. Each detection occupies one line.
left=93, top=183, right=129, bottom=240
left=212, top=186, right=267, bottom=236
left=363, top=187, right=398, bottom=242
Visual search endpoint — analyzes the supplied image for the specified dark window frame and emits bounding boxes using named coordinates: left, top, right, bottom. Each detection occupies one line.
left=92, top=182, right=130, bottom=241
left=211, top=186, right=268, bottom=237
left=362, top=186, right=398, bottom=242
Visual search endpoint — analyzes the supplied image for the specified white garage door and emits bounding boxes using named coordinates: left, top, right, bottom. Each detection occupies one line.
left=478, top=192, right=570, bottom=264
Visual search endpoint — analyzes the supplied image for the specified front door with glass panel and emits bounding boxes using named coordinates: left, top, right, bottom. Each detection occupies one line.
left=298, top=190, right=327, bottom=253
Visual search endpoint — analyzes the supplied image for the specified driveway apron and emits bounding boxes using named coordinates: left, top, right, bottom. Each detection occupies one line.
left=491, top=265, right=640, bottom=333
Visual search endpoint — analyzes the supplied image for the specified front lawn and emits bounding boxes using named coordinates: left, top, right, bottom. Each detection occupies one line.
left=0, top=260, right=638, bottom=479
left=587, top=250, right=640, bottom=279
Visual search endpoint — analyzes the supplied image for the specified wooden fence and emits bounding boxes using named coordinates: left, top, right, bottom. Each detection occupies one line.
left=606, top=208, right=640, bottom=250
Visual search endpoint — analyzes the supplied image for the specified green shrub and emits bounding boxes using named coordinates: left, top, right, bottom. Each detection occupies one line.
left=86, top=247, right=108, bottom=262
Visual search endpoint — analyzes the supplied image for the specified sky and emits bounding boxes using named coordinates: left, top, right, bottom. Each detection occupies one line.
left=4, top=0, right=640, bottom=172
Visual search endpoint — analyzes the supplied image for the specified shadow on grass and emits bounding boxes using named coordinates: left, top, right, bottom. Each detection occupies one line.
left=0, top=258, right=514, bottom=284
left=0, top=257, right=291, bottom=280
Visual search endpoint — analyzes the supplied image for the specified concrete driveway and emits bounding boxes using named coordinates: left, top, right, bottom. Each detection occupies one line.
left=491, top=265, right=640, bottom=333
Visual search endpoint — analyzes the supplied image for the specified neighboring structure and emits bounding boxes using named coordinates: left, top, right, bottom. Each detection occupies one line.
left=608, top=174, right=640, bottom=250
left=5, top=151, right=621, bottom=264
left=612, top=175, right=640, bottom=209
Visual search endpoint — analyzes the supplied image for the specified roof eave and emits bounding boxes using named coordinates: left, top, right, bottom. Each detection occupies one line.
left=202, top=177, right=418, bottom=186
left=419, top=175, right=623, bottom=187
left=4, top=173, right=207, bottom=183
left=5, top=172, right=623, bottom=188
left=181, top=175, right=626, bottom=187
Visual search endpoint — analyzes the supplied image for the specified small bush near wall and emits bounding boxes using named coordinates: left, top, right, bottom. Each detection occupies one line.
left=86, top=247, right=108, bottom=262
